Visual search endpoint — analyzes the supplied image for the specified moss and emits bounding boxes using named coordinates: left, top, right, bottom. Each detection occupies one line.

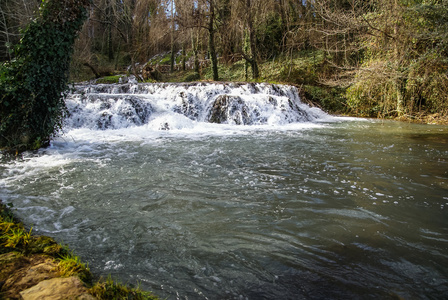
left=96, top=75, right=122, bottom=84
left=90, top=276, right=158, bottom=300
left=184, top=72, right=201, bottom=82
left=158, top=55, right=172, bottom=65
left=58, top=251, right=92, bottom=284
left=30, top=236, right=65, bottom=255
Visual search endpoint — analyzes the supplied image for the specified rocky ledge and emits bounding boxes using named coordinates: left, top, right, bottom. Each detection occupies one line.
left=0, top=252, right=94, bottom=299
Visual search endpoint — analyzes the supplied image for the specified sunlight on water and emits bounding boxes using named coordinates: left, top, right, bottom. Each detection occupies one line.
left=1, top=83, right=447, bottom=299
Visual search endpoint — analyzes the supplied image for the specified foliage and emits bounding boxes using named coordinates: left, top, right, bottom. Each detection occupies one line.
left=344, top=0, right=448, bottom=118
left=256, top=13, right=284, bottom=59
left=0, top=204, right=33, bottom=253
left=1, top=226, right=33, bottom=249
left=3, top=0, right=446, bottom=122
left=90, top=276, right=159, bottom=300
left=0, top=0, right=89, bottom=153
left=303, top=85, right=348, bottom=114
left=405, top=51, right=448, bottom=115
left=346, top=59, right=398, bottom=117
left=183, top=72, right=201, bottom=82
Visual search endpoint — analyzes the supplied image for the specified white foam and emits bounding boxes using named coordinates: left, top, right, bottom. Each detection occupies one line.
left=60, top=82, right=338, bottom=144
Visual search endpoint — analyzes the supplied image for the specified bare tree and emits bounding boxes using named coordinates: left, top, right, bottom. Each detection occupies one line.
left=176, top=0, right=220, bottom=80
left=312, top=0, right=448, bottom=117
left=0, top=0, right=39, bottom=61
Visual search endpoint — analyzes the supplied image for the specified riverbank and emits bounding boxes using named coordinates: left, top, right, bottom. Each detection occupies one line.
left=0, top=200, right=158, bottom=299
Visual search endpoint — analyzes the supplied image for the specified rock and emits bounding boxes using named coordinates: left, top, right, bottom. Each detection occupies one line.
left=9, top=259, right=59, bottom=289
left=0, top=253, right=59, bottom=299
left=208, top=95, right=250, bottom=125
left=20, top=276, right=95, bottom=300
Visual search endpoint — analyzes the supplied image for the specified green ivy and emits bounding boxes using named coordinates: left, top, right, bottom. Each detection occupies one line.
left=0, top=0, right=89, bottom=154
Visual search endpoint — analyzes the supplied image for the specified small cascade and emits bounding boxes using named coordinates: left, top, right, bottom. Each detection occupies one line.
left=65, top=82, right=328, bottom=130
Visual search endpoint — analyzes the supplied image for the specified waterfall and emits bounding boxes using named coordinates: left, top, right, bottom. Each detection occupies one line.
left=65, top=82, right=329, bottom=131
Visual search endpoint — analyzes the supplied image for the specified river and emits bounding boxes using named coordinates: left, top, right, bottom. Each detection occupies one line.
left=1, top=82, right=447, bottom=299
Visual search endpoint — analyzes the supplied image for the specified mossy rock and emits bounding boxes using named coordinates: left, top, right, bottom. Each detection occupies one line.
left=28, top=236, right=65, bottom=256
left=0, top=252, right=26, bottom=282
left=184, top=72, right=201, bottom=82
left=96, top=75, right=122, bottom=84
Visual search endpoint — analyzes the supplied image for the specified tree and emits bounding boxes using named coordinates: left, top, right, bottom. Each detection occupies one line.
left=207, top=0, right=219, bottom=80
left=0, top=0, right=40, bottom=62
left=176, top=0, right=220, bottom=80
left=170, top=0, right=176, bottom=72
left=232, top=0, right=270, bottom=80
left=0, top=0, right=90, bottom=153
left=341, top=0, right=448, bottom=117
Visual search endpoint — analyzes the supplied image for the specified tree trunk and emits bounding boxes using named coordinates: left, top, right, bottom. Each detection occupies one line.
left=208, top=1, right=219, bottom=81
left=0, top=0, right=90, bottom=152
left=182, top=42, right=186, bottom=71
left=170, top=0, right=176, bottom=72
left=106, top=0, right=114, bottom=62
left=246, top=0, right=259, bottom=80
left=192, top=29, right=200, bottom=74
left=394, top=0, right=404, bottom=116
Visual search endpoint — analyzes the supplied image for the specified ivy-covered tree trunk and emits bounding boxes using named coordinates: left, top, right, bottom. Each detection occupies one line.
left=0, top=0, right=90, bottom=153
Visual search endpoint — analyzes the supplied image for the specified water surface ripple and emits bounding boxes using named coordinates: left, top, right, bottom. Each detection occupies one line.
left=1, top=120, right=447, bottom=299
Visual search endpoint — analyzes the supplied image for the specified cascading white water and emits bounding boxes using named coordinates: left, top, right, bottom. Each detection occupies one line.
left=65, top=82, right=329, bottom=131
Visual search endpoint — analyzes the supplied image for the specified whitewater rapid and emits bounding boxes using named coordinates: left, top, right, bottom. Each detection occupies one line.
left=64, top=82, right=333, bottom=140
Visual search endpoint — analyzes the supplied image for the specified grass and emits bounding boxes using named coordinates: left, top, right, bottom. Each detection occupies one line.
left=0, top=203, right=33, bottom=252
left=1, top=226, right=33, bottom=249
left=58, top=250, right=92, bottom=284
left=90, top=276, right=159, bottom=300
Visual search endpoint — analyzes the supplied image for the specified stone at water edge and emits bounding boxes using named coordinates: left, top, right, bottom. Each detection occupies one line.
left=0, top=253, right=60, bottom=298
left=19, top=276, right=95, bottom=300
